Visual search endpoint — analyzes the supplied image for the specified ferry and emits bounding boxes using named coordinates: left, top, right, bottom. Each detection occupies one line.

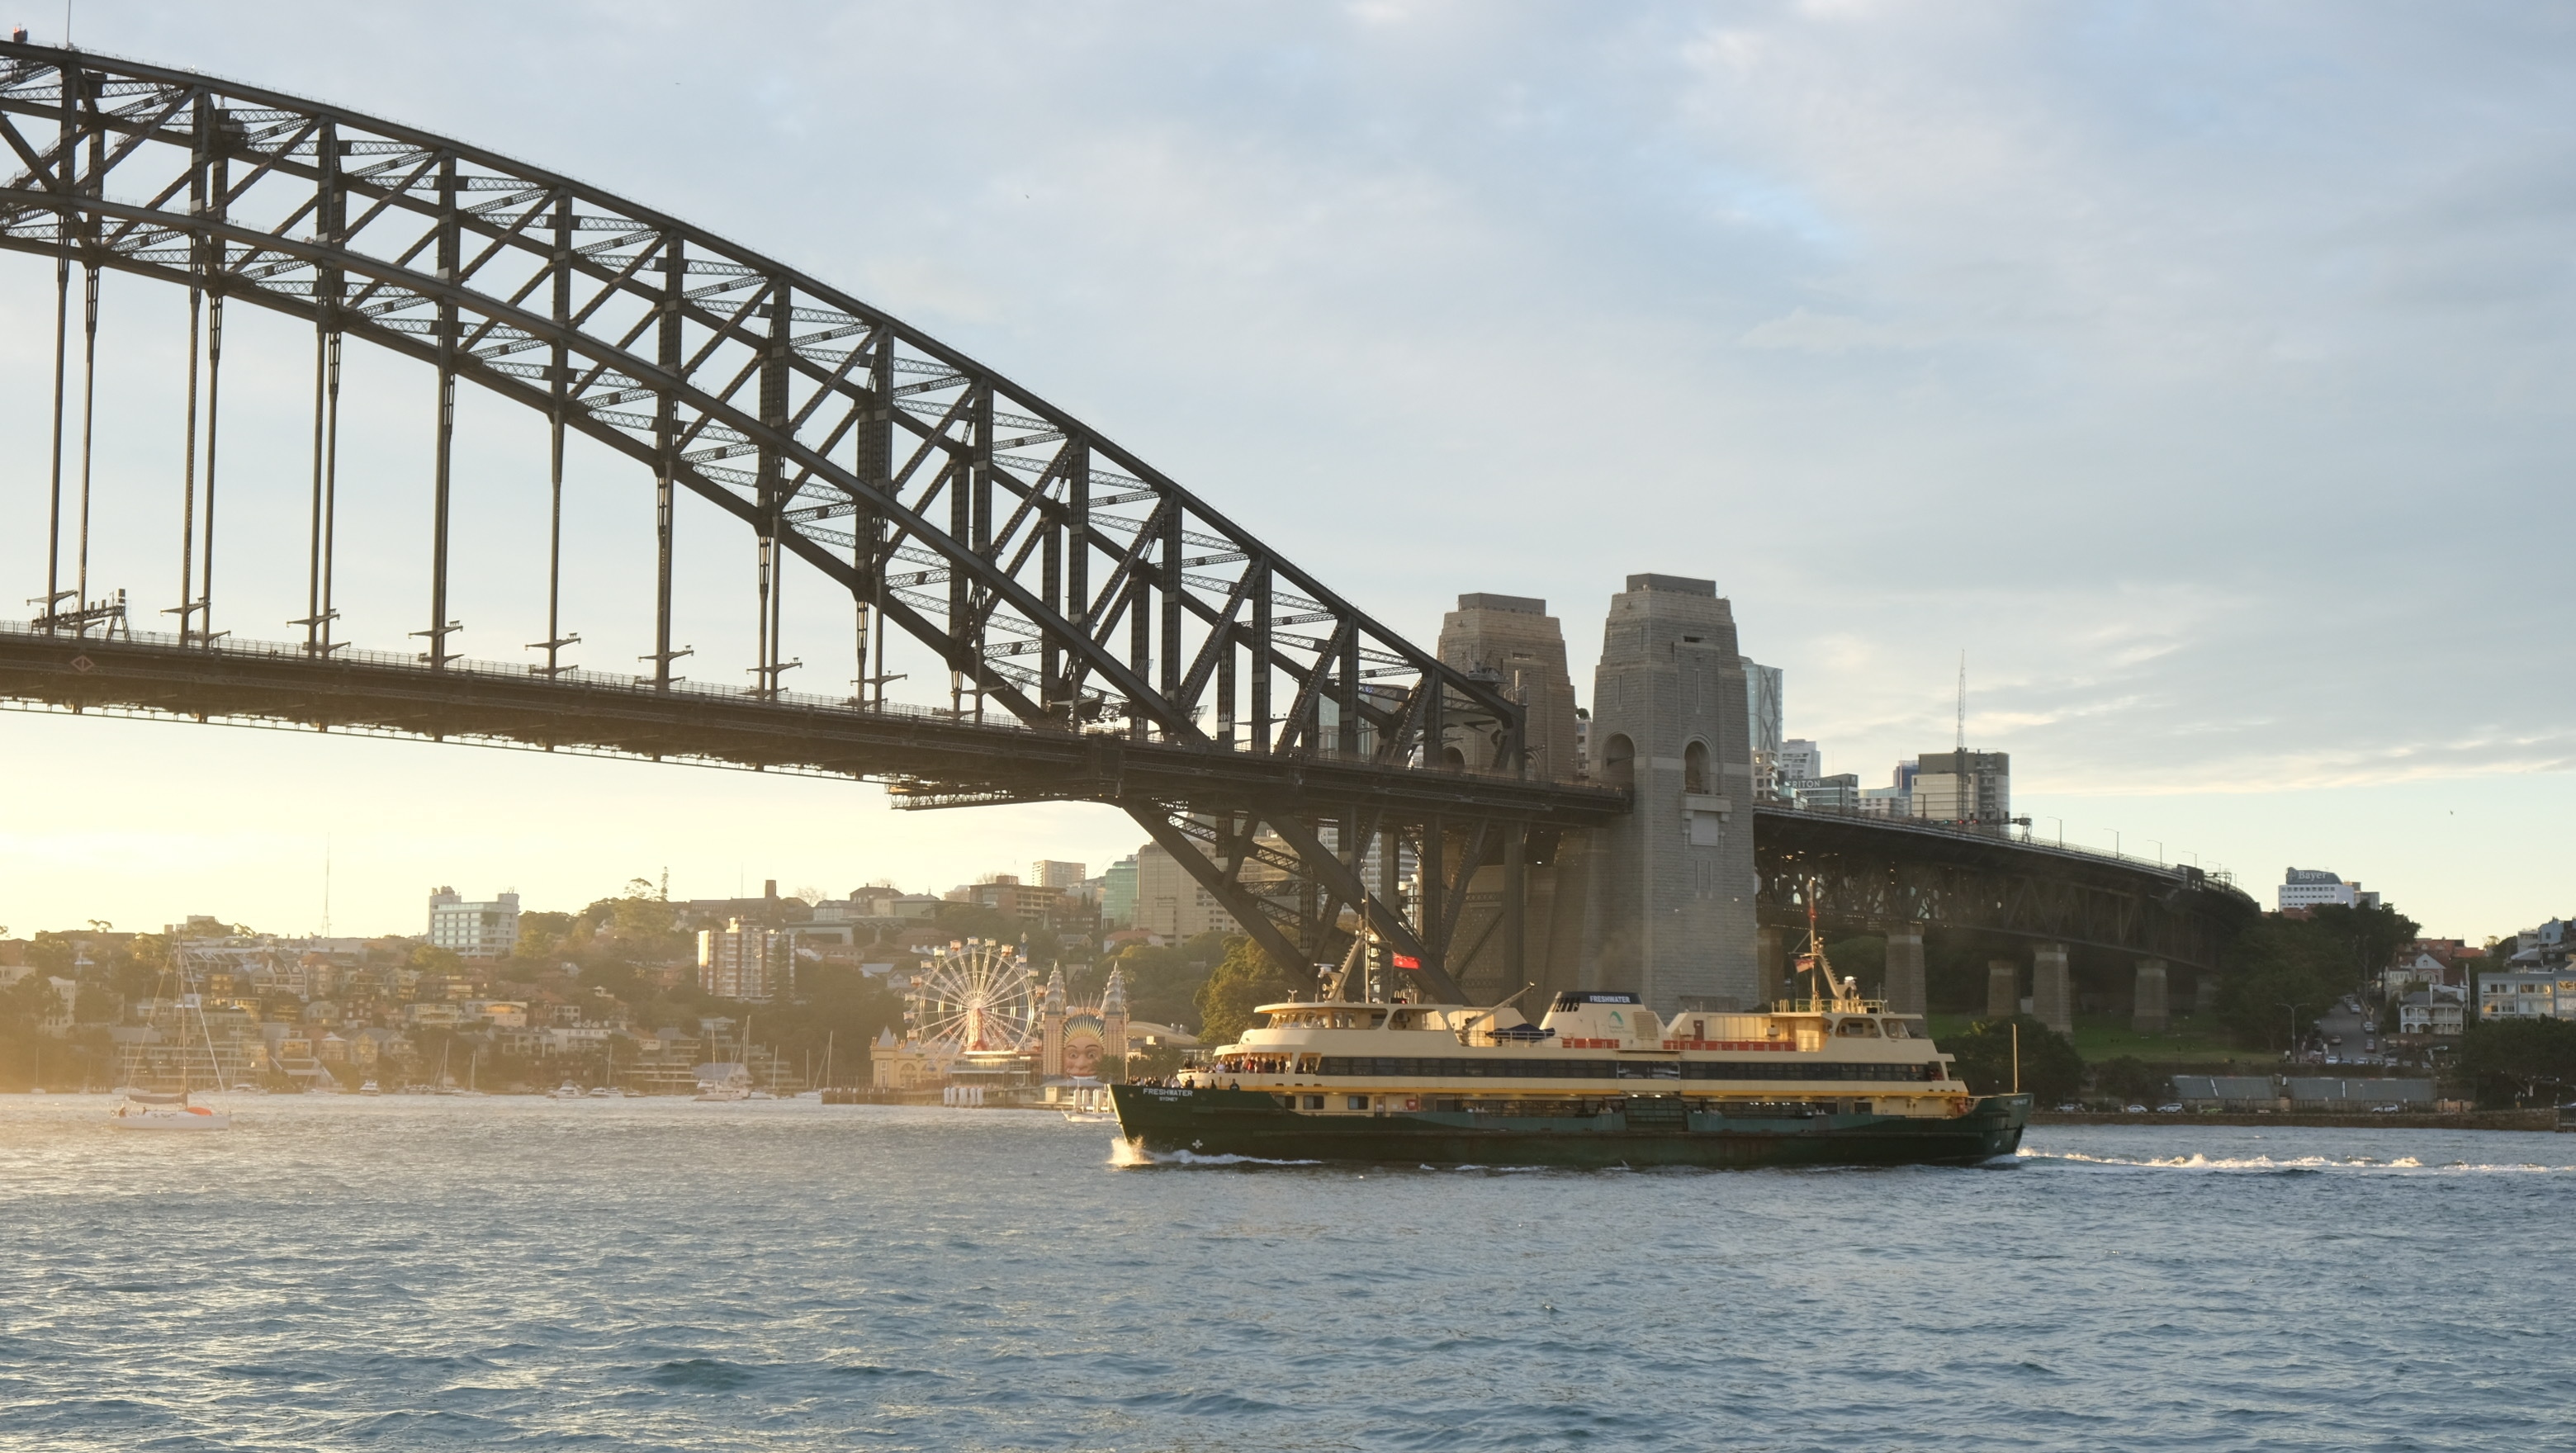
left=1110, top=974, right=2029, bottom=1170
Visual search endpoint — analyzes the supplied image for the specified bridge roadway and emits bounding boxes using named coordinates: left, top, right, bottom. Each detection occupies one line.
left=0, top=622, right=2252, bottom=976
left=0, top=624, right=1627, bottom=828
left=1753, top=802, right=2257, bottom=974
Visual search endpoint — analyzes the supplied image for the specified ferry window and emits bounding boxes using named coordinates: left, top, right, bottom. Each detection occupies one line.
left=1884, top=1020, right=1915, bottom=1039
left=1347, top=1096, right=1369, bottom=1110
left=1302, top=1095, right=1325, bottom=1110
left=1835, top=1020, right=1880, bottom=1037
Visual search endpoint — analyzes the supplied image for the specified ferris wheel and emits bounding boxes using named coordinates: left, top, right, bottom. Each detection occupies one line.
left=907, top=939, right=1039, bottom=1054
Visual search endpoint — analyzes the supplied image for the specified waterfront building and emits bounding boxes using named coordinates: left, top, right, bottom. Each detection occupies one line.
left=2505, top=919, right=2575, bottom=966
left=698, top=919, right=784, bottom=1001
left=2477, top=969, right=2576, bottom=1021
left=1777, top=738, right=1823, bottom=786
left=950, top=874, right=1092, bottom=932
left=2383, top=950, right=2457, bottom=994
left=1031, top=859, right=1087, bottom=890
left=1100, top=856, right=1139, bottom=929
left=1741, top=658, right=1783, bottom=800
left=1792, top=773, right=1863, bottom=811
left=2396, top=989, right=2465, bottom=1037
left=2275, top=868, right=2380, bottom=912
left=1911, top=750, right=2010, bottom=829
left=1134, top=843, right=1238, bottom=939
left=426, top=887, right=521, bottom=959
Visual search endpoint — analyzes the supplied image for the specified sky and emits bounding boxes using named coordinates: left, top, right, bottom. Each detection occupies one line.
left=1, top=1, right=2569, bottom=943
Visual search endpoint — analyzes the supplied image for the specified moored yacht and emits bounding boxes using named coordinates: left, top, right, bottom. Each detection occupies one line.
left=1111, top=974, right=2028, bottom=1169
left=108, top=1090, right=231, bottom=1132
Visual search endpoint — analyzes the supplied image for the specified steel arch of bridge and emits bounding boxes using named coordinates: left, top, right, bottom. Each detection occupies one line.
left=0, top=41, right=1627, bottom=995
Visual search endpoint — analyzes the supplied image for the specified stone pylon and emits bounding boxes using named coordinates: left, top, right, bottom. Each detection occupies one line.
left=1882, top=925, right=1927, bottom=1016
left=1986, top=960, right=2019, bottom=1020
left=1584, top=574, right=1758, bottom=1013
left=2032, top=943, right=2073, bottom=1035
left=1433, top=593, right=1591, bottom=1006
left=2132, top=958, right=2169, bottom=1034
left=1755, top=925, right=1785, bottom=1009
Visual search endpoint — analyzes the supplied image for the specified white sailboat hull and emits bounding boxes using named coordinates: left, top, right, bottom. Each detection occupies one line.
left=109, top=1105, right=231, bottom=1131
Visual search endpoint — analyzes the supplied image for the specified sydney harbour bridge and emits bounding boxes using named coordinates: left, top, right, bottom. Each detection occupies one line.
left=0, top=40, right=2254, bottom=1017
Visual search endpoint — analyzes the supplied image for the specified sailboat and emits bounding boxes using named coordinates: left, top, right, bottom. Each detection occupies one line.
left=589, top=1037, right=627, bottom=1096
left=796, top=1032, right=831, bottom=1100
left=109, top=964, right=232, bottom=1131
left=109, top=1089, right=230, bottom=1130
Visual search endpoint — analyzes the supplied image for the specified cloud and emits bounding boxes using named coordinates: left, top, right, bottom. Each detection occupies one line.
left=2, top=0, right=2572, bottom=934
left=1738, top=306, right=1933, bottom=353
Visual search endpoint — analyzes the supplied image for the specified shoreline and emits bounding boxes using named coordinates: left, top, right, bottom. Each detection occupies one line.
left=2030, top=1109, right=2557, bottom=1132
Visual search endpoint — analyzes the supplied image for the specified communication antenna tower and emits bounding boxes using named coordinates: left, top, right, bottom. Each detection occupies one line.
left=1955, top=651, right=1967, bottom=754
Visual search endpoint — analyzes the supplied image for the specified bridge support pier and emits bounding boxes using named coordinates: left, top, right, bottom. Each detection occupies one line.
left=2133, top=958, right=2170, bottom=1034
left=2033, top=942, right=2073, bottom=1035
left=1756, top=925, right=1783, bottom=1009
left=1986, top=959, right=2019, bottom=1020
left=1882, top=924, right=1925, bottom=1016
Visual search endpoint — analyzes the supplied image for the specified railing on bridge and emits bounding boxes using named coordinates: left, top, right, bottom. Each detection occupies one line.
left=1753, top=797, right=2235, bottom=888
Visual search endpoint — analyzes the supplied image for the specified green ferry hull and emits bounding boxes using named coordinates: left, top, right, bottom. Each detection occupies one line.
left=1110, top=1086, right=2031, bottom=1169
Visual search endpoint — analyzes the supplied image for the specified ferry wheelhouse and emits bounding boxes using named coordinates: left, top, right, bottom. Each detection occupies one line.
left=1110, top=978, right=2028, bottom=1169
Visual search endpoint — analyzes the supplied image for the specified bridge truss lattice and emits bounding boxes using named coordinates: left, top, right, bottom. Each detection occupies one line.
left=0, top=41, right=1627, bottom=995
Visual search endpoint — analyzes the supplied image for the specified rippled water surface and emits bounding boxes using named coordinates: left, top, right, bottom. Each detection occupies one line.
left=3, top=1096, right=2571, bottom=1451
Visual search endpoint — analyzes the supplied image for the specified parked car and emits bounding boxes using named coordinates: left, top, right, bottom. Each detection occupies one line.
left=2156, top=1102, right=2183, bottom=1113
left=2124, top=1104, right=2147, bottom=1113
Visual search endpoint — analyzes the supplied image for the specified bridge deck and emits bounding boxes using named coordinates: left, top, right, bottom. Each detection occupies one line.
left=0, top=624, right=1627, bottom=826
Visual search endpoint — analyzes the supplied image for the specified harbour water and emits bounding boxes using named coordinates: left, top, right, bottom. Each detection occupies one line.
left=3, top=1096, right=2569, bottom=1451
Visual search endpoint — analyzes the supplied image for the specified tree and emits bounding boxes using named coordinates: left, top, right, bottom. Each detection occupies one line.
left=1193, top=938, right=1301, bottom=1048
left=2305, top=902, right=2421, bottom=990
left=930, top=901, right=1022, bottom=949
left=1111, top=930, right=1234, bottom=1031
left=1127, top=1041, right=1190, bottom=1081
left=1823, top=935, right=1887, bottom=998
left=609, top=878, right=674, bottom=941
left=1943, top=1015, right=2086, bottom=1105
left=2092, top=1055, right=2166, bottom=1105
left=513, top=911, right=576, bottom=963
left=2458, top=1019, right=2576, bottom=1108
left=2213, top=917, right=2355, bottom=1049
